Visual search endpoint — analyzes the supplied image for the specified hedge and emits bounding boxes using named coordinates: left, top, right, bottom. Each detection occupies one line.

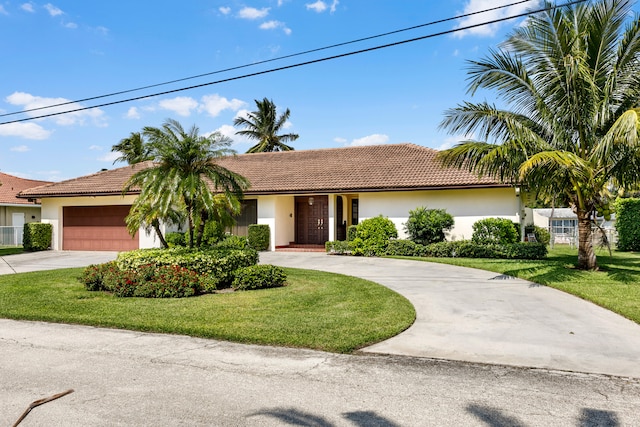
left=23, top=222, right=52, bottom=251
left=248, top=224, right=270, bottom=251
left=384, top=239, right=547, bottom=260
left=115, top=247, right=258, bottom=291
left=616, top=198, right=640, bottom=251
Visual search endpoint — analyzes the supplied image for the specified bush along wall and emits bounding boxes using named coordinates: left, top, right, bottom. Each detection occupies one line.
left=23, top=222, right=52, bottom=251
left=384, top=240, right=547, bottom=260
left=616, top=198, right=640, bottom=251
left=248, top=224, right=270, bottom=251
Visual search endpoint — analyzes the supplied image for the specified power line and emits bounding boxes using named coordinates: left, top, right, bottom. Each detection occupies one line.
left=0, top=0, right=586, bottom=126
left=0, top=0, right=541, bottom=119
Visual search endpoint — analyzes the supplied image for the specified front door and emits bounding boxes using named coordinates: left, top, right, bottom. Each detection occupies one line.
left=295, top=196, right=329, bottom=245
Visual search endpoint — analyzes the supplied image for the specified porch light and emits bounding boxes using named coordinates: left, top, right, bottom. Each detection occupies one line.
left=308, top=197, right=314, bottom=206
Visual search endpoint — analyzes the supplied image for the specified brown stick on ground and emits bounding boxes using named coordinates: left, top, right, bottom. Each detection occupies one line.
left=12, top=389, right=74, bottom=427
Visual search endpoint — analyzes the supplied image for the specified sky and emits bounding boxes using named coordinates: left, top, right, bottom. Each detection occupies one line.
left=1, top=0, right=636, bottom=182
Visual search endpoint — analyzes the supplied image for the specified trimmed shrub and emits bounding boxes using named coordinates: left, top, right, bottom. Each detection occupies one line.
left=404, top=207, right=454, bottom=245
left=615, top=198, right=640, bottom=251
left=248, top=224, right=270, bottom=251
left=385, top=239, right=424, bottom=257
left=165, top=232, right=186, bottom=247
left=421, top=241, right=547, bottom=259
left=325, top=240, right=351, bottom=255
left=347, top=225, right=358, bottom=241
left=116, top=247, right=258, bottom=291
left=214, top=235, right=249, bottom=250
left=232, top=264, right=287, bottom=291
left=472, top=218, right=519, bottom=245
left=23, top=222, right=52, bottom=251
left=350, top=215, right=398, bottom=256
left=524, top=225, right=550, bottom=246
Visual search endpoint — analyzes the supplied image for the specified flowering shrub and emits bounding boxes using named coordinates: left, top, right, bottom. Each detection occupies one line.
left=81, top=261, right=120, bottom=291
left=115, top=248, right=258, bottom=291
left=81, top=262, right=203, bottom=298
left=232, top=265, right=287, bottom=291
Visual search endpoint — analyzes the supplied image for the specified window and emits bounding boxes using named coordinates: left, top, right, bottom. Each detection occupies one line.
left=232, top=200, right=257, bottom=236
left=551, top=219, right=577, bottom=236
left=351, top=199, right=359, bottom=226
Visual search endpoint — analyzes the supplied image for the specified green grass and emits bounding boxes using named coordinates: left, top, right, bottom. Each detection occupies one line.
left=0, top=247, right=23, bottom=256
left=402, top=246, right=640, bottom=324
left=0, top=267, right=415, bottom=353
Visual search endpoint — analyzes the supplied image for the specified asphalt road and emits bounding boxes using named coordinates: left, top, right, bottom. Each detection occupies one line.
left=2, top=320, right=640, bottom=426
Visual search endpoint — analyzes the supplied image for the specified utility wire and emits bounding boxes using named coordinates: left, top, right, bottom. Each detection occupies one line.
left=0, top=0, right=586, bottom=126
left=0, top=0, right=541, bottom=118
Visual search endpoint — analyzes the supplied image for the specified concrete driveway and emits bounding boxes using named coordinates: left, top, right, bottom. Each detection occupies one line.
left=2, top=250, right=640, bottom=378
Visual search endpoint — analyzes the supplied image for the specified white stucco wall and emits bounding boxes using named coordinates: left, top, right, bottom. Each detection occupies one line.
left=40, top=195, right=141, bottom=250
left=358, top=187, right=521, bottom=241
left=256, top=195, right=295, bottom=251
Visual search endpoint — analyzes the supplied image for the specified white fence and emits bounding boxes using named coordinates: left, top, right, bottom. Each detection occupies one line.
left=0, top=226, right=23, bottom=246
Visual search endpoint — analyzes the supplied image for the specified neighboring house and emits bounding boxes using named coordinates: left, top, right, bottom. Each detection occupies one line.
left=531, top=207, right=616, bottom=245
left=0, top=172, right=51, bottom=246
left=18, top=144, right=524, bottom=251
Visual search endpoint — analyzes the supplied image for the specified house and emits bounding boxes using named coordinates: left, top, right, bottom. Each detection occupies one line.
left=0, top=172, right=51, bottom=245
left=18, top=144, right=524, bottom=251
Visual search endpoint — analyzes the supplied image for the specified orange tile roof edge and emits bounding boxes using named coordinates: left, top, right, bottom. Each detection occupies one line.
left=18, top=144, right=507, bottom=198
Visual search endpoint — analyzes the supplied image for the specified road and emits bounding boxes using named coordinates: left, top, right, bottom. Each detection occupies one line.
left=1, top=320, right=639, bottom=426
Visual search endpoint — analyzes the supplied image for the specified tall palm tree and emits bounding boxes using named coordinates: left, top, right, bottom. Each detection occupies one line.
left=124, top=119, right=250, bottom=248
left=111, top=132, right=153, bottom=164
left=439, top=0, right=640, bottom=270
left=234, top=98, right=299, bottom=153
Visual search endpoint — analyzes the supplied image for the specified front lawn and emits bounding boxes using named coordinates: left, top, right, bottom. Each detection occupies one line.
left=409, top=246, right=640, bottom=324
left=0, top=267, right=415, bottom=353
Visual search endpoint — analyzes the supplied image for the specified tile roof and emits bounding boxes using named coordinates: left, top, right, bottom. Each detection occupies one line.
left=0, top=172, right=51, bottom=205
left=18, top=144, right=504, bottom=199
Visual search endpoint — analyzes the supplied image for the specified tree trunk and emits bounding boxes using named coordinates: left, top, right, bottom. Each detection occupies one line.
left=576, top=209, right=598, bottom=270
left=195, top=210, right=209, bottom=248
left=152, top=220, right=169, bottom=249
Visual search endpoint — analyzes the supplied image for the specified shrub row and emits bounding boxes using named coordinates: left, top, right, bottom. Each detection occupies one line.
left=115, top=248, right=258, bottom=291
left=232, top=264, right=286, bottom=291
left=384, top=239, right=548, bottom=259
left=328, top=239, right=547, bottom=260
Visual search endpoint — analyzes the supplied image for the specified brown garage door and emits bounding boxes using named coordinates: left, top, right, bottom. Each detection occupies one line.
left=63, top=206, right=139, bottom=251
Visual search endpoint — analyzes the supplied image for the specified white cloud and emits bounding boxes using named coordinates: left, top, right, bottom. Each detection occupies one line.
left=5, top=92, right=106, bottom=126
left=10, top=145, right=30, bottom=152
left=306, top=1, right=327, bottom=13
left=259, top=20, right=292, bottom=35
left=125, top=107, right=140, bottom=119
left=64, top=21, right=77, bottom=29
left=219, top=6, right=231, bottom=15
left=43, top=3, right=63, bottom=16
left=238, top=7, right=269, bottom=20
left=0, top=122, right=51, bottom=140
left=454, top=0, right=541, bottom=38
left=98, top=152, right=120, bottom=163
left=0, top=5, right=8, bottom=15
left=199, top=94, right=245, bottom=118
left=210, top=124, right=237, bottom=142
left=158, top=96, right=199, bottom=116
left=21, top=3, right=35, bottom=12
left=330, top=0, right=339, bottom=13
left=94, top=26, right=109, bottom=36
left=438, top=134, right=474, bottom=150
left=89, top=145, right=103, bottom=151
left=350, top=134, right=389, bottom=146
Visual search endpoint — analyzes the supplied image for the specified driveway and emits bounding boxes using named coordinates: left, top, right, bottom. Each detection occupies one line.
left=259, top=252, right=640, bottom=378
left=2, top=250, right=640, bottom=378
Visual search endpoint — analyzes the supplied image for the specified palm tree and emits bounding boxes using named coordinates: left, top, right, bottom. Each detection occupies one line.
left=125, top=198, right=184, bottom=249
left=111, top=132, right=153, bottom=164
left=439, top=0, right=640, bottom=270
left=124, top=119, right=250, bottom=248
left=234, top=98, right=299, bottom=153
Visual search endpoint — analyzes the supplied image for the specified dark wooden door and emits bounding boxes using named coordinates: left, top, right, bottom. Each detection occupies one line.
left=295, top=196, right=328, bottom=244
